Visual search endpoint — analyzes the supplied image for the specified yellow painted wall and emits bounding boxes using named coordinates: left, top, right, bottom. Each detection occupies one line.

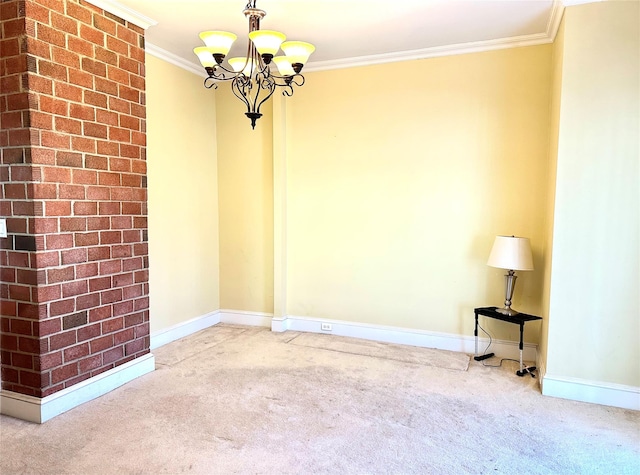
left=284, top=46, right=553, bottom=342
left=539, top=16, right=565, bottom=374
left=216, top=87, right=274, bottom=313
left=146, top=55, right=220, bottom=333
left=546, top=1, right=639, bottom=386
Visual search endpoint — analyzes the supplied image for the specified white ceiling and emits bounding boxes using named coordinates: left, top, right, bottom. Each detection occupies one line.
left=100, top=0, right=567, bottom=74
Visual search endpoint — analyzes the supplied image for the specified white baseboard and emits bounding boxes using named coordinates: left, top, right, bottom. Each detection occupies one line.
left=0, top=353, right=155, bottom=423
left=150, top=311, right=221, bottom=350
left=219, top=309, right=273, bottom=328
left=281, top=315, right=537, bottom=362
left=542, top=374, right=640, bottom=411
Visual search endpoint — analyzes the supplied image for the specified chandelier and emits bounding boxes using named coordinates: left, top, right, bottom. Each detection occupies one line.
left=194, top=1, right=315, bottom=129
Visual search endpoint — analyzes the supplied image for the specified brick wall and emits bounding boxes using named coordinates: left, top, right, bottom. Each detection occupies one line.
left=0, top=0, right=149, bottom=398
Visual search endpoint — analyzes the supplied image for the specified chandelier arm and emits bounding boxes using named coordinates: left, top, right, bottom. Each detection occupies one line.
left=231, top=76, right=253, bottom=114
left=252, top=76, right=277, bottom=115
left=203, top=77, right=218, bottom=89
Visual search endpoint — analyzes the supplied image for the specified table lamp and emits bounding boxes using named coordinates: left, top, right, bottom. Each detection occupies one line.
left=487, top=235, right=534, bottom=316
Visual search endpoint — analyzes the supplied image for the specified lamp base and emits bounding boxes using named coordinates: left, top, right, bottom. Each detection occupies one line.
left=496, top=307, right=520, bottom=316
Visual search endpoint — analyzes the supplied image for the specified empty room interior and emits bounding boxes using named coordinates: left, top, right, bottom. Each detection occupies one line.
left=0, top=0, right=638, bottom=473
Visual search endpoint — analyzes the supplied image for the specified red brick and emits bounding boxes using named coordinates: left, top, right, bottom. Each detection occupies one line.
left=51, top=11, right=79, bottom=35
left=75, top=262, right=99, bottom=279
left=83, top=122, right=108, bottom=138
left=38, top=59, right=68, bottom=81
left=52, top=47, right=80, bottom=69
left=103, top=345, right=123, bottom=364
left=39, top=96, right=68, bottom=116
left=32, top=183, right=57, bottom=199
left=12, top=352, right=34, bottom=370
left=88, top=246, right=110, bottom=261
left=79, top=24, right=104, bottom=46
left=78, top=354, right=102, bottom=373
left=98, top=172, right=120, bottom=186
left=42, top=166, right=71, bottom=183
left=59, top=184, right=85, bottom=199
left=88, top=305, right=112, bottom=322
left=122, top=257, right=142, bottom=271
left=51, top=362, right=79, bottom=384
left=84, top=90, right=107, bottom=108
left=37, top=24, right=66, bottom=48
left=55, top=117, right=82, bottom=135
left=30, top=218, right=57, bottom=234
left=113, top=273, right=133, bottom=287
left=85, top=155, right=108, bottom=171
left=68, top=68, right=94, bottom=88
left=100, top=260, right=122, bottom=276
left=44, top=200, right=71, bottom=216
left=49, top=331, right=77, bottom=351
left=108, top=96, right=130, bottom=114
left=35, top=251, right=60, bottom=268
left=46, top=233, right=73, bottom=250
left=72, top=169, right=98, bottom=185
left=101, top=288, right=122, bottom=304
left=73, top=201, right=98, bottom=215
left=90, top=334, right=113, bottom=353
left=53, top=82, right=82, bottom=102
left=111, top=216, right=132, bottom=229
left=20, top=370, right=50, bottom=389
left=66, top=1, right=92, bottom=24
left=49, top=298, right=75, bottom=316
left=37, top=318, right=62, bottom=337
left=10, top=318, right=33, bottom=335
left=63, top=343, right=89, bottom=362
left=98, top=201, right=120, bottom=215
left=114, top=328, right=134, bottom=345
left=34, top=284, right=62, bottom=303
left=102, top=317, right=123, bottom=333
left=120, top=145, right=140, bottom=159
left=60, top=217, right=87, bottom=232
left=61, top=248, right=87, bottom=265
left=68, top=103, right=96, bottom=121
left=76, top=292, right=100, bottom=311
left=111, top=245, right=132, bottom=258
left=75, top=232, right=99, bottom=246
left=62, top=280, right=88, bottom=298
left=100, top=231, right=122, bottom=244
left=29, top=76, right=54, bottom=95
left=38, top=351, right=63, bottom=371
left=71, top=136, right=96, bottom=153
left=124, top=338, right=144, bottom=356
left=77, top=322, right=101, bottom=342
left=18, top=336, right=47, bottom=354
left=89, top=276, right=111, bottom=292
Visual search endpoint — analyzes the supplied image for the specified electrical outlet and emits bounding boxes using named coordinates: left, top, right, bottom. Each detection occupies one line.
left=321, top=323, right=332, bottom=331
left=0, top=219, right=7, bottom=238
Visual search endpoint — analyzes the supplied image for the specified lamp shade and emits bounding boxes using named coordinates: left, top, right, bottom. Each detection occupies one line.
left=281, top=41, right=315, bottom=66
left=199, top=31, right=237, bottom=55
left=249, top=30, right=286, bottom=56
left=272, top=56, right=295, bottom=76
left=487, top=236, right=534, bottom=271
left=193, top=47, right=217, bottom=67
left=228, top=57, right=254, bottom=76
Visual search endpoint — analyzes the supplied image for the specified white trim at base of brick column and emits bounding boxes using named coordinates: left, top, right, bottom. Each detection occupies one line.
left=0, top=353, right=155, bottom=423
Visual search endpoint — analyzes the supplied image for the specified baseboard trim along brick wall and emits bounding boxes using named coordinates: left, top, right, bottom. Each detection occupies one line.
left=0, top=352, right=154, bottom=423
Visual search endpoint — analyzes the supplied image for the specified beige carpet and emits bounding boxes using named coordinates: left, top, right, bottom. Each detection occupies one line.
left=287, top=332, right=470, bottom=371
left=1, top=325, right=639, bottom=475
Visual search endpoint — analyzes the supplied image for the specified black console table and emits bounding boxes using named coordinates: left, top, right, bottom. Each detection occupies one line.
left=473, top=307, right=542, bottom=377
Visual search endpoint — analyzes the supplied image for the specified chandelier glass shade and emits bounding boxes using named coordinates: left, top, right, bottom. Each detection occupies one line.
left=193, top=1, right=315, bottom=129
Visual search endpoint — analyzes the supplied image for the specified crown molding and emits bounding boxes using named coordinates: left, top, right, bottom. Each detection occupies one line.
left=304, top=33, right=552, bottom=73
left=144, top=1, right=566, bottom=75
left=145, top=43, right=208, bottom=78
left=86, top=0, right=158, bottom=29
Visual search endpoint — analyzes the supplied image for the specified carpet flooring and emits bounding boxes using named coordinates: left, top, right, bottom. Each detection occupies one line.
left=1, top=324, right=638, bottom=474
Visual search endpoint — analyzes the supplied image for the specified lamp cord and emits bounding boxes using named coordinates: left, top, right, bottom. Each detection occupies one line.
left=477, top=321, right=520, bottom=368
